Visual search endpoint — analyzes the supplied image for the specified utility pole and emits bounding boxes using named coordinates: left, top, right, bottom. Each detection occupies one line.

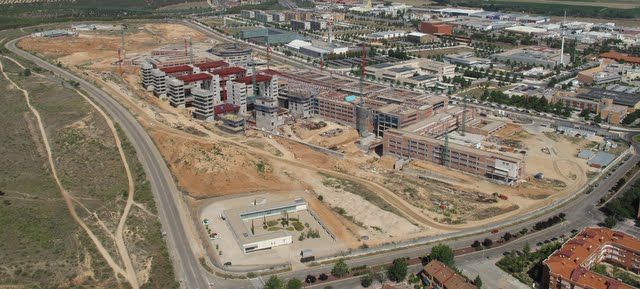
left=356, top=42, right=368, bottom=137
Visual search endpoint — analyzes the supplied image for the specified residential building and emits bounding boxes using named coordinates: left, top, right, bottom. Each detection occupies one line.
left=152, top=69, right=167, bottom=98
left=420, top=260, right=476, bottom=289
left=192, top=76, right=221, bottom=121
left=140, top=62, right=154, bottom=90
left=167, top=78, right=186, bottom=108
left=291, top=20, right=311, bottom=31
left=310, top=20, right=327, bottom=31
left=543, top=227, right=640, bottom=289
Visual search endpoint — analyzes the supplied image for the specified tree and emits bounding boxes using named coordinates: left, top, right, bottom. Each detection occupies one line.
left=604, top=215, right=618, bottom=228
left=474, top=275, right=483, bottom=288
left=388, top=258, right=408, bottom=282
left=361, top=273, right=373, bottom=287
left=23, top=68, right=31, bottom=77
left=286, top=278, right=303, bottom=289
left=523, top=242, right=531, bottom=258
left=331, top=259, right=349, bottom=277
left=430, top=244, right=454, bottom=267
left=594, top=114, right=602, bottom=123
left=305, top=275, right=317, bottom=284
left=482, top=238, right=493, bottom=248
left=264, top=276, right=285, bottom=289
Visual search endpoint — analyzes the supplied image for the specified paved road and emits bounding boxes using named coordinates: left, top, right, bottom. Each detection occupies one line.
left=8, top=27, right=640, bottom=289
left=5, top=38, right=211, bottom=289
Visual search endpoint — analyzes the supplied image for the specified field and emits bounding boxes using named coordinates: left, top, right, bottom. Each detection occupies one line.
left=490, top=0, right=639, bottom=9
left=0, top=34, right=177, bottom=288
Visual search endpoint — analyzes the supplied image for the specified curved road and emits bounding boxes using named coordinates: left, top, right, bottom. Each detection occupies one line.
left=5, top=38, right=209, bottom=289
left=8, top=30, right=640, bottom=289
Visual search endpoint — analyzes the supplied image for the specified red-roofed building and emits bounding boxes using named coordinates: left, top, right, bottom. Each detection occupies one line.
left=543, top=227, right=640, bottom=289
left=420, top=22, right=453, bottom=35
left=177, top=73, right=213, bottom=83
left=160, top=65, right=193, bottom=77
left=212, top=66, right=247, bottom=101
left=601, top=51, right=640, bottom=65
left=196, top=60, right=229, bottom=72
left=234, top=74, right=273, bottom=85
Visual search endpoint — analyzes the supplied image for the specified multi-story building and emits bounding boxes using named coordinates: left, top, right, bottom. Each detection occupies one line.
left=227, top=74, right=279, bottom=115
left=152, top=69, right=167, bottom=98
left=212, top=66, right=247, bottom=101
left=210, top=43, right=253, bottom=67
left=420, top=260, right=476, bottom=289
left=254, top=76, right=280, bottom=131
left=290, top=20, right=311, bottom=31
left=310, top=20, right=327, bottom=31
left=238, top=27, right=303, bottom=45
left=192, top=85, right=220, bottom=121
left=383, top=128, right=524, bottom=182
left=272, top=12, right=286, bottom=23
left=167, top=78, right=186, bottom=108
left=140, top=62, right=154, bottom=90
left=543, top=227, right=640, bottom=289
left=255, top=11, right=271, bottom=22
left=313, top=92, right=360, bottom=126
left=240, top=10, right=255, bottom=18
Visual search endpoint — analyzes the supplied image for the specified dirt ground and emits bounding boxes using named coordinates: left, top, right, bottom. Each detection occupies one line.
left=16, top=21, right=623, bottom=249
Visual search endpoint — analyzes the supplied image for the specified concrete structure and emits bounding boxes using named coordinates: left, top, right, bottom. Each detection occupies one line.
left=492, top=46, right=569, bottom=68
left=290, top=20, right=311, bottom=31
left=272, top=12, right=286, bottom=23
left=365, top=58, right=455, bottom=82
left=140, top=62, right=154, bottom=90
left=420, top=260, right=476, bottom=289
left=368, top=31, right=407, bottom=41
left=227, top=74, right=279, bottom=115
left=310, top=20, right=327, bottom=31
left=220, top=113, right=245, bottom=133
left=222, top=198, right=308, bottom=253
left=419, top=22, right=453, bottom=35
left=406, top=32, right=436, bottom=44
left=238, top=27, right=303, bottom=45
left=240, top=10, right=255, bottom=18
left=543, top=227, right=640, bottom=289
left=210, top=43, right=252, bottom=67
left=255, top=11, right=273, bottom=23
left=192, top=75, right=221, bottom=121
left=167, top=78, right=186, bottom=108
left=384, top=128, right=524, bottom=182
left=152, top=69, right=168, bottom=98
left=254, top=75, right=280, bottom=131
left=444, top=52, right=490, bottom=66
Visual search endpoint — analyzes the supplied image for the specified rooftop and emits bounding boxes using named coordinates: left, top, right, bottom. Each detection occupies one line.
left=543, top=227, right=640, bottom=289
left=234, top=74, right=273, bottom=84
left=177, top=73, right=212, bottom=83
left=579, top=88, right=640, bottom=107
left=160, top=65, right=192, bottom=74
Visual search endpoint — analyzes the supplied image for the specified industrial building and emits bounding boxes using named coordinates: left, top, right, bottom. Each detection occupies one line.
left=367, top=31, right=407, bottom=41
left=238, top=27, right=303, bottom=45
left=444, top=52, right=491, bottom=66
left=222, top=198, right=308, bottom=254
left=419, top=22, right=453, bottom=35
left=543, top=227, right=640, bottom=289
left=492, top=47, right=569, bottom=68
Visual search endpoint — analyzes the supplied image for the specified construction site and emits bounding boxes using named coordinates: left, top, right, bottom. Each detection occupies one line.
left=17, top=21, right=628, bottom=267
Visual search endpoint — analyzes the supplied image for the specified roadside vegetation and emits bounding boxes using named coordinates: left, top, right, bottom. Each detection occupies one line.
left=602, top=178, right=640, bottom=228
left=497, top=242, right=562, bottom=285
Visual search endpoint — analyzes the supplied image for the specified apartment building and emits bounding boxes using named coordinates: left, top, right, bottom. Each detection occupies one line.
left=192, top=76, right=221, bottom=121
left=313, top=92, right=359, bottom=127
left=152, top=69, right=167, bottom=98
left=543, top=227, right=640, bottom=289
left=227, top=74, right=279, bottom=115
left=167, top=78, right=186, bottom=108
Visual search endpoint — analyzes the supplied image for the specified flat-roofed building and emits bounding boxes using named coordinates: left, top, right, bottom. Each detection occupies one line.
left=192, top=75, right=221, bottom=121
left=543, top=227, right=640, bottom=289
left=419, top=22, right=453, bottom=35
left=167, top=78, right=186, bottom=108
left=492, top=46, right=569, bottom=68
left=291, top=20, right=311, bottom=31
left=140, top=62, right=154, bottom=90
left=222, top=198, right=308, bottom=253
left=152, top=69, right=168, bottom=98
left=384, top=128, right=524, bottom=182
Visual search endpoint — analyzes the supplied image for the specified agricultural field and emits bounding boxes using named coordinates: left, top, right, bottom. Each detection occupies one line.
left=0, top=48, right=176, bottom=288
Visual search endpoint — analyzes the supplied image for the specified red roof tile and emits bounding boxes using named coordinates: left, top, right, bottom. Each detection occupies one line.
left=213, top=66, right=246, bottom=77
left=177, top=73, right=212, bottom=83
left=196, top=60, right=228, bottom=70
left=160, top=65, right=192, bottom=73
left=234, top=74, right=272, bottom=84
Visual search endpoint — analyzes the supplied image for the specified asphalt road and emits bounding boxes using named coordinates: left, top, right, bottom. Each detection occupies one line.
left=5, top=38, right=210, bottom=289
left=8, top=26, right=640, bottom=289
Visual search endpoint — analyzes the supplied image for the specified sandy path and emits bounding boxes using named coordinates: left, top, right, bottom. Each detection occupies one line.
left=73, top=88, right=139, bottom=289
left=0, top=58, right=130, bottom=280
